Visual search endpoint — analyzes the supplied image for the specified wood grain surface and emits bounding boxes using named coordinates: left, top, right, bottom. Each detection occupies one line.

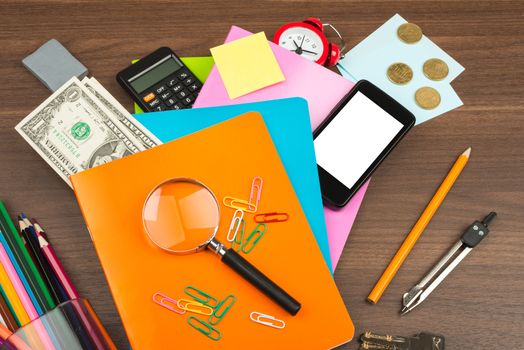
left=0, top=1, right=522, bottom=349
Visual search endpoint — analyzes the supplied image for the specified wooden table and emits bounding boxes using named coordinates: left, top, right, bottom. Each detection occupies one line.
left=0, top=1, right=522, bottom=348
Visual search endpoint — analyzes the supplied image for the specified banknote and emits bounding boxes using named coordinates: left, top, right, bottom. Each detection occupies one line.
left=15, top=77, right=145, bottom=186
left=82, top=77, right=161, bottom=149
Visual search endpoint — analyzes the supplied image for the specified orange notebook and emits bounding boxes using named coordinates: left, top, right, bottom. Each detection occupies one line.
left=71, top=112, right=354, bottom=349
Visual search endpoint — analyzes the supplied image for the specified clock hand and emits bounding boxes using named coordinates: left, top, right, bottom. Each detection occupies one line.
left=299, top=36, right=305, bottom=48
left=301, top=49, right=318, bottom=55
left=292, top=39, right=303, bottom=55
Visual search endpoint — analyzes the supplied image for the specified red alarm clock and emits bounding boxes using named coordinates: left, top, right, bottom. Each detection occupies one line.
left=273, top=18, right=346, bottom=67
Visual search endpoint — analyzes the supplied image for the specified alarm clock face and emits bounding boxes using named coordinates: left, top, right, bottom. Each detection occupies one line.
left=277, top=27, right=325, bottom=62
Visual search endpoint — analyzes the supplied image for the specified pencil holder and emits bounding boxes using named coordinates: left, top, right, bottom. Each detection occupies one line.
left=1, top=298, right=115, bottom=350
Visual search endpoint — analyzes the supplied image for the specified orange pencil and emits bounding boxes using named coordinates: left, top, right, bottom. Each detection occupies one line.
left=0, top=323, right=32, bottom=350
left=368, top=147, right=471, bottom=304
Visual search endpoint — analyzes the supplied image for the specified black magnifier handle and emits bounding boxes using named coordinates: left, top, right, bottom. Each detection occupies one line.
left=208, top=239, right=301, bottom=315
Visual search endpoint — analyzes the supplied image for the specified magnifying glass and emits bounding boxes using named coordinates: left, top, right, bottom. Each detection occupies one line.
left=142, top=178, right=301, bottom=315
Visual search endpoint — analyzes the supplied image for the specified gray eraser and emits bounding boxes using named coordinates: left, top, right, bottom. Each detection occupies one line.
left=22, top=39, right=89, bottom=92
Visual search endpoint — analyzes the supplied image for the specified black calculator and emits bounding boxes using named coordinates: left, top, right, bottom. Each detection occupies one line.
left=116, top=47, right=202, bottom=112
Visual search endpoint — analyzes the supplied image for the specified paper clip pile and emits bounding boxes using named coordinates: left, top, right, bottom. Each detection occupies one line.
left=153, top=286, right=236, bottom=341
left=224, top=177, right=289, bottom=254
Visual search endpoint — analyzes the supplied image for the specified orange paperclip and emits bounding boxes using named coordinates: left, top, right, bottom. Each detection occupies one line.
left=177, top=298, right=214, bottom=315
left=223, top=196, right=256, bottom=213
left=248, top=176, right=263, bottom=209
left=249, top=311, right=286, bottom=329
left=152, top=292, right=186, bottom=315
left=254, top=212, right=289, bottom=223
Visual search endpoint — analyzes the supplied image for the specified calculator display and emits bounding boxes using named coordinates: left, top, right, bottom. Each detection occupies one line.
left=129, top=57, right=182, bottom=93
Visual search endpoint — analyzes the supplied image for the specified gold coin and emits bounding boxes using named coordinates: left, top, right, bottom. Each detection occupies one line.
left=387, top=63, right=413, bottom=85
left=423, top=58, right=449, bottom=80
left=397, top=23, right=423, bottom=44
left=415, top=87, right=441, bottom=109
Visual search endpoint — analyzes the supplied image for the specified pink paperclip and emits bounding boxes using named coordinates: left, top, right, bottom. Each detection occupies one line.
left=226, top=209, right=244, bottom=242
left=152, top=292, right=186, bottom=315
left=248, top=176, right=263, bottom=209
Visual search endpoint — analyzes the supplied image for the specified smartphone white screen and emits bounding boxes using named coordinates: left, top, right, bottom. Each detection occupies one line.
left=314, top=91, right=404, bottom=189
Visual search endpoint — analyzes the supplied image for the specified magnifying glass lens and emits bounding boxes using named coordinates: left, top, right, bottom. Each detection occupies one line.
left=143, top=180, right=220, bottom=252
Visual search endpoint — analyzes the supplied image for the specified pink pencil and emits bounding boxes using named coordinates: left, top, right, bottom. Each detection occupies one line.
left=34, top=223, right=107, bottom=348
left=34, top=223, right=79, bottom=299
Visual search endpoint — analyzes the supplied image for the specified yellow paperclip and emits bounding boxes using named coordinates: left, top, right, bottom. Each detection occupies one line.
left=248, top=176, right=263, bottom=209
left=177, top=298, right=213, bottom=316
left=226, top=209, right=244, bottom=242
left=249, top=311, right=286, bottom=329
left=223, top=196, right=257, bottom=213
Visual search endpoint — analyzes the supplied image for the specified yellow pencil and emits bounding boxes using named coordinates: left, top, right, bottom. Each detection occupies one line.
left=368, top=147, right=471, bottom=304
left=0, top=262, right=30, bottom=325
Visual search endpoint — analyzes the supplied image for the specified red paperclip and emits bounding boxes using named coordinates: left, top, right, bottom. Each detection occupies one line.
left=254, top=212, right=289, bottom=223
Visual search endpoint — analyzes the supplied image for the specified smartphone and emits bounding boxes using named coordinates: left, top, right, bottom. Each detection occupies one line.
left=314, top=80, right=415, bottom=207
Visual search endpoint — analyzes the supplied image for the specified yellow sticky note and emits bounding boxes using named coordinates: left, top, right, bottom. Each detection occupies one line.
left=210, top=32, right=285, bottom=99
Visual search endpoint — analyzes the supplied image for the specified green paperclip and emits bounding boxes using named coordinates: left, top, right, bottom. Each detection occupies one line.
left=184, top=286, right=219, bottom=308
left=187, top=316, right=222, bottom=341
left=241, top=223, right=267, bottom=254
left=231, top=219, right=246, bottom=252
left=209, top=294, right=236, bottom=325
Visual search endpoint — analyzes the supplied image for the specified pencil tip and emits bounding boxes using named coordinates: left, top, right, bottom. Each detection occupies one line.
left=463, top=147, right=471, bottom=157
left=20, top=215, right=32, bottom=226
left=34, top=222, right=44, bottom=233
left=38, top=234, right=48, bottom=247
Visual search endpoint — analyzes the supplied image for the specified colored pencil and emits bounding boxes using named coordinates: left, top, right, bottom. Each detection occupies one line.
left=33, top=223, right=79, bottom=300
left=0, top=321, right=38, bottom=350
left=19, top=218, right=68, bottom=304
left=0, top=233, right=41, bottom=319
left=368, top=147, right=471, bottom=303
left=0, top=292, right=17, bottom=332
left=30, top=219, right=47, bottom=239
left=0, top=286, right=20, bottom=327
left=16, top=227, right=40, bottom=276
left=0, top=239, right=56, bottom=348
left=0, top=263, right=29, bottom=326
left=29, top=219, right=98, bottom=349
left=0, top=202, right=55, bottom=312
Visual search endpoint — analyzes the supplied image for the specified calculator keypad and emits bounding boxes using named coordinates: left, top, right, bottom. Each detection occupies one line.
left=140, top=68, right=201, bottom=111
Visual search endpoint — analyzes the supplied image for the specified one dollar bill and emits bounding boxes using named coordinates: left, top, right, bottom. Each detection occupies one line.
left=82, top=76, right=160, bottom=149
left=15, top=77, right=145, bottom=186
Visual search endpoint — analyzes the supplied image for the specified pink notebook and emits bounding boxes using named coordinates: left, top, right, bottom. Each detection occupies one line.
left=194, top=25, right=369, bottom=269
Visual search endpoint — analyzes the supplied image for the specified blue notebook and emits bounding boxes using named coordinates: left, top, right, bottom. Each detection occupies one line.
left=134, top=98, right=332, bottom=272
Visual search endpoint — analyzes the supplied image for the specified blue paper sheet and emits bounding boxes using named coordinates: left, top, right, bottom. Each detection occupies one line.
left=337, top=14, right=465, bottom=125
left=134, top=98, right=332, bottom=272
